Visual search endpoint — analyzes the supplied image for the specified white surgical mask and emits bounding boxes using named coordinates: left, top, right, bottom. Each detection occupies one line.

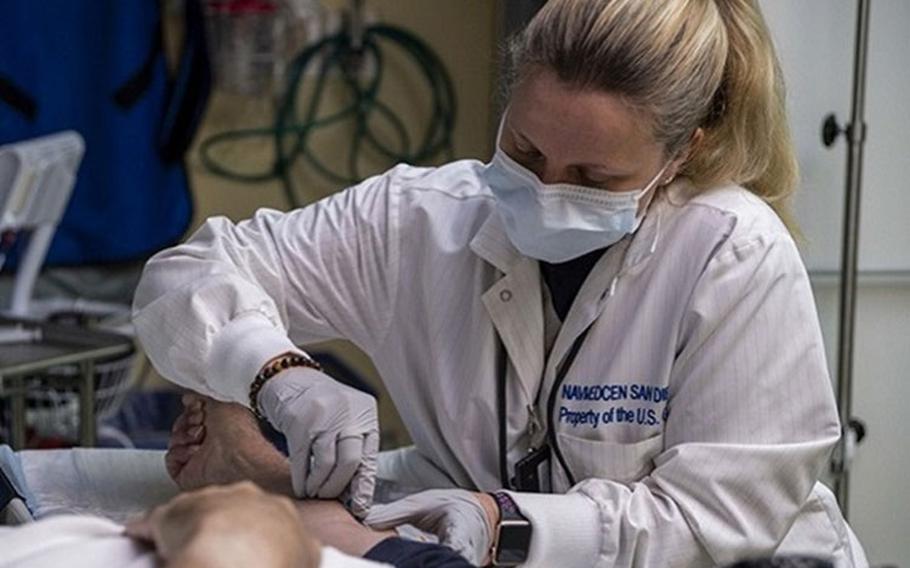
left=481, top=116, right=669, bottom=263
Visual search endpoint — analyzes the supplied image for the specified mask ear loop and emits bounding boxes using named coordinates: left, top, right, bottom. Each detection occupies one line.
left=641, top=162, right=675, bottom=254
left=636, top=160, right=672, bottom=216
left=650, top=212, right=662, bottom=254
left=494, top=108, right=509, bottom=153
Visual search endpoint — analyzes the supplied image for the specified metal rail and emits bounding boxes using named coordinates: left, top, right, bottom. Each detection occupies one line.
left=823, top=0, right=873, bottom=519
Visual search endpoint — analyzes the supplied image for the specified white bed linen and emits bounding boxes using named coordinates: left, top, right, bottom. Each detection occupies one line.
left=0, top=515, right=387, bottom=568
left=19, top=449, right=177, bottom=523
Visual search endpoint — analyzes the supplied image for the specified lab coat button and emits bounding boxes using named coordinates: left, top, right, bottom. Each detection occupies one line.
left=500, top=290, right=512, bottom=302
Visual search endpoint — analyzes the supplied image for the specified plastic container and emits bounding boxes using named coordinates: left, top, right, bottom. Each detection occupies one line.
left=205, top=0, right=286, bottom=95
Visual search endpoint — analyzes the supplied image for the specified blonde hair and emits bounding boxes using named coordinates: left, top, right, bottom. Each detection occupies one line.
left=507, top=0, right=800, bottom=233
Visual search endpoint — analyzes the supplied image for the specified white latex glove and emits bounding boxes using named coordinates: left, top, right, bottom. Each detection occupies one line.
left=258, top=367, right=379, bottom=517
left=364, top=489, right=495, bottom=565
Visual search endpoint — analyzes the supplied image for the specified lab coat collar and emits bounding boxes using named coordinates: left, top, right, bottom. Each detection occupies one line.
left=472, top=210, right=544, bottom=406
left=469, top=210, right=522, bottom=274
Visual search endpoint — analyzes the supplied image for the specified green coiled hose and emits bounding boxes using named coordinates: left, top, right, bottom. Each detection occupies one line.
left=198, top=23, right=457, bottom=207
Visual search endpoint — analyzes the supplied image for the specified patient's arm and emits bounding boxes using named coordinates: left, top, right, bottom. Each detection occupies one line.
left=296, top=499, right=395, bottom=558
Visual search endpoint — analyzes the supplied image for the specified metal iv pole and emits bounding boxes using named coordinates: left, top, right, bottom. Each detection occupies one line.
left=821, top=0, right=872, bottom=519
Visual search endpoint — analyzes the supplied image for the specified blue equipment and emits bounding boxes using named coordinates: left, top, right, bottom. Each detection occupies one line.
left=0, top=0, right=210, bottom=267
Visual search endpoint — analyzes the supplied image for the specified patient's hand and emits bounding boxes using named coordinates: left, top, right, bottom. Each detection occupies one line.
left=126, top=481, right=321, bottom=568
left=167, top=394, right=293, bottom=495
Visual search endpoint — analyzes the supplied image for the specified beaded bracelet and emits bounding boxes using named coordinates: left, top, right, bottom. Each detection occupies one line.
left=249, top=352, right=322, bottom=420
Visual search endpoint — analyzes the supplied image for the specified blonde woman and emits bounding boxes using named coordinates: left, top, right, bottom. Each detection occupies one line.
left=134, top=1, right=867, bottom=566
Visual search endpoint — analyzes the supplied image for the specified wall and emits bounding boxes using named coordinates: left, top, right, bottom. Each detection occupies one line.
left=761, top=1, right=910, bottom=565
left=187, top=0, right=497, bottom=227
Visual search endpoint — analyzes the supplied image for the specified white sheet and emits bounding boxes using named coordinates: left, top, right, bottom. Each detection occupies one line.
left=0, top=515, right=387, bottom=567
left=19, top=449, right=177, bottom=523
left=0, top=516, right=155, bottom=568
left=8, top=448, right=411, bottom=567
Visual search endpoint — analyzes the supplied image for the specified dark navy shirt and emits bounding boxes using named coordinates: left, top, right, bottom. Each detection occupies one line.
left=539, top=248, right=608, bottom=321
left=365, top=537, right=474, bottom=567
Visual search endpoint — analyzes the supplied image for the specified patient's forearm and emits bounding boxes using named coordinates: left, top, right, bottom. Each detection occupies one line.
left=242, top=455, right=395, bottom=558
left=295, top=500, right=395, bottom=558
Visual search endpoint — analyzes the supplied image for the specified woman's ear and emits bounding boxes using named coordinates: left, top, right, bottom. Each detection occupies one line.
left=687, top=128, right=705, bottom=157
left=664, top=128, right=704, bottom=184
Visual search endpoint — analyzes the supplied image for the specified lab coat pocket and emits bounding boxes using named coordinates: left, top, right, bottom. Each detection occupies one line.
left=554, top=432, right=664, bottom=486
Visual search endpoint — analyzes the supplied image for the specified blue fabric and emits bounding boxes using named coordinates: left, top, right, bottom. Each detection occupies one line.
left=0, top=445, right=36, bottom=514
left=365, top=537, right=474, bottom=567
left=0, top=0, right=193, bottom=266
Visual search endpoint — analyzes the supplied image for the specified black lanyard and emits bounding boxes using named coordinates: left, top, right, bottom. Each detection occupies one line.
left=497, top=325, right=592, bottom=490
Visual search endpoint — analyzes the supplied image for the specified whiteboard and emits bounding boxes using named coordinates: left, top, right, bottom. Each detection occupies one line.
left=760, top=0, right=910, bottom=272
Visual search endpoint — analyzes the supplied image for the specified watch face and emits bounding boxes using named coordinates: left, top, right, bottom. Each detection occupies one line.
left=497, top=521, right=533, bottom=564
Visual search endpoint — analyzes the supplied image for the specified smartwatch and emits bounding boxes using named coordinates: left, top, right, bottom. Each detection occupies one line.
left=489, top=491, right=532, bottom=566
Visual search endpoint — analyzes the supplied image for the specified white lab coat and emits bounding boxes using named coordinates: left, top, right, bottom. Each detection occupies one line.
left=133, top=160, right=868, bottom=567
